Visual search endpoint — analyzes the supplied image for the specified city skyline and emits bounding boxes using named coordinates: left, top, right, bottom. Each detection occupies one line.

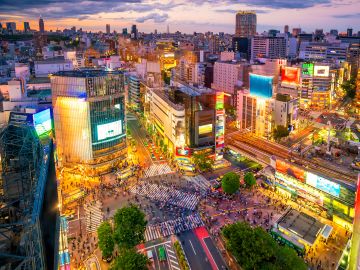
left=0, top=0, right=360, bottom=34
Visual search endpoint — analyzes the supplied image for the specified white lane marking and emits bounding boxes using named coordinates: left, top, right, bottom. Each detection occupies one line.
left=189, top=240, right=197, bottom=255
left=168, top=254, right=177, bottom=259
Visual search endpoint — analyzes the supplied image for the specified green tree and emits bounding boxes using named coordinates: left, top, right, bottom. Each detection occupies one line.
left=113, top=205, right=147, bottom=249
left=97, top=221, right=114, bottom=259
left=192, top=151, right=214, bottom=172
left=222, top=222, right=307, bottom=270
left=111, top=248, right=149, bottom=270
left=244, top=172, right=256, bottom=188
left=341, top=76, right=356, bottom=99
left=221, top=172, right=240, bottom=194
left=273, top=125, right=290, bottom=141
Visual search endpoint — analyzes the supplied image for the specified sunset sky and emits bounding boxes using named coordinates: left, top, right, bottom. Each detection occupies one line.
left=0, top=0, right=359, bottom=34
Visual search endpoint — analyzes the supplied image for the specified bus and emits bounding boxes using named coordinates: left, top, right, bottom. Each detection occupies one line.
left=158, top=246, right=166, bottom=262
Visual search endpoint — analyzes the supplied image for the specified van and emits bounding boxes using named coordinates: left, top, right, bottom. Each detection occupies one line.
left=147, top=250, right=153, bottom=260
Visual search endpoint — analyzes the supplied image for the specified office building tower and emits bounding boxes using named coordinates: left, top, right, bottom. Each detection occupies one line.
left=51, top=70, right=127, bottom=176
left=284, top=25, right=289, bottom=34
left=106, top=24, right=110, bottom=34
left=251, top=36, right=287, bottom=60
left=348, top=28, right=353, bottom=37
left=122, top=28, right=127, bottom=35
left=39, top=17, right=44, bottom=33
left=0, top=22, right=2, bottom=29
left=6, top=22, right=16, bottom=33
left=292, top=28, right=301, bottom=37
left=23, top=21, right=30, bottom=32
left=131, top=24, right=138, bottom=39
left=235, top=11, right=256, bottom=37
left=330, top=29, right=338, bottom=36
left=233, top=37, right=251, bottom=60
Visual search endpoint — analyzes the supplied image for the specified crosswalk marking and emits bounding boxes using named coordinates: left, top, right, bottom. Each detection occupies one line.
left=143, top=163, right=174, bottom=178
left=184, top=175, right=211, bottom=191
left=84, top=201, right=103, bottom=233
left=129, top=182, right=199, bottom=210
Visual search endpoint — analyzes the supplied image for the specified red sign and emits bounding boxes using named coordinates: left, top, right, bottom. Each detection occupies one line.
left=281, top=67, right=300, bottom=85
left=276, top=160, right=305, bottom=183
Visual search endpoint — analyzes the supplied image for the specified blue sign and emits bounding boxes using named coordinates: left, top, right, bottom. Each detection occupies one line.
left=306, top=172, right=340, bottom=197
left=249, top=74, right=273, bottom=99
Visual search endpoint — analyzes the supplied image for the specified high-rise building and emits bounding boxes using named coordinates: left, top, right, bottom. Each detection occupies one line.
left=284, top=25, right=289, bottom=34
left=235, top=11, right=256, bottom=38
left=106, top=24, right=110, bottom=34
left=347, top=28, right=353, bottom=37
left=23, top=21, right=30, bottom=32
left=39, top=17, right=44, bottom=33
left=292, top=28, right=301, bottom=37
left=122, top=28, right=128, bottom=35
left=330, top=29, right=338, bottom=36
left=6, top=22, right=16, bottom=33
left=251, top=36, right=287, bottom=60
left=233, top=37, right=251, bottom=60
left=51, top=70, right=127, bottom=176
left=131, top=24, right=138, bottom=39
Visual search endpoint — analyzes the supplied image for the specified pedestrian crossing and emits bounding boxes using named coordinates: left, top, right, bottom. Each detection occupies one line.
left=144, top=163, right=174, bottom=178
left=144, top=213, right=204, bottom=241
left=165, top=242, right=181, bottom=270
left=84, top=201, right=103, bottom=233
left=129, top=182, right=199, bottom=210
left=184, top=175, right=211, bottom=191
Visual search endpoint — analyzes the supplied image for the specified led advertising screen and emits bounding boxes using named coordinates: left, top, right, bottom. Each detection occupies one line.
left=249, top=74, right=273, bottom=99
left=33, top=109, right=52, bottom=136
left=302, top=63, right=314, bottom=76
left=314, top=65, right=330, bottom=77
left=281, top=67, right=300, bottom=85
left=97, top=120, right=122, bottom=141
left=306, top=172, right=340, bottom=197
left=275, top=160, right=306, bottom=183
left=199, top=124, right=213, bottom=135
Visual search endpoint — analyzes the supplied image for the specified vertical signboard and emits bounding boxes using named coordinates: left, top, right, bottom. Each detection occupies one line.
left=215, top=92, right=225, bottom=160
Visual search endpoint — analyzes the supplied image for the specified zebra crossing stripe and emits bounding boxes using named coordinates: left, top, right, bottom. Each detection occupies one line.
left=171, top=266, right=181, bottom=270
left=168, top=254, right=177, bottom=259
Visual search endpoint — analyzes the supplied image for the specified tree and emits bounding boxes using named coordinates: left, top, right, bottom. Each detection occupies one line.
left=273, top=125, right=290, bottom=141
left=192, top=151, right=214, bottom=172
left=341, top=76, right=356, bottom=99
left=221, top=172, right=240, bottom=194
left=244, top=172, right=256, bottom=188
left=113, top=205, right=147, bottom=249
left=222, top=222, right=307, bottom=270
left=111, top=248, right=149, bottom=270
left=97, top=221, right=114, bottom=259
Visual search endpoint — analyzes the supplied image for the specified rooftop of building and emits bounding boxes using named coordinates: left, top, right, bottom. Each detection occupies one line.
left=152, top=89, right=184, bottom=111
left=53, top=69, right=123, bottom=78
left=277, top=209, right=325, bottom=245
left=34, top=57, right=71, bottom=64
left=28, top=77, right=51, bottom=84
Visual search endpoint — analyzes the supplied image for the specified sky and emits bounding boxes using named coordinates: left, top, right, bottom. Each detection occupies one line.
left=0, top=0, right=360, bottom=34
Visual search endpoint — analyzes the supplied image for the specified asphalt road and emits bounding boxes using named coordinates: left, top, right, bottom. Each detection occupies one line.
left=203, top=237, right=228, bottom=270
left=178, top=230, right=213, bottom=270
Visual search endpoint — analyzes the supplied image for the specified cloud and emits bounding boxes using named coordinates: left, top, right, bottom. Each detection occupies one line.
left=136, top=13, right=169, bottom=23
left=333, top=12, right=360, bottom=18
left=193, top=0, right=332, bottom=9
left=215, top=9, right=270, bottom=14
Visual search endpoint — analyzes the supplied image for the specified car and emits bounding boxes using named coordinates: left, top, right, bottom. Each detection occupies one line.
left=147, top=250, right=153, bottom=260
left=158, top=246, right=166, bottom=261
left=159, top=156, right=164, bottom=160
left=151, top=154, right=156, bottom=159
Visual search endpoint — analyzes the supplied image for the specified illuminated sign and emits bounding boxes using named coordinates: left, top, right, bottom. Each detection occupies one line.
left=275, top=160, right=306, bottom=183
left=306, top=172, right=340, bottom=197
left=199, top=124, right=213, bottom=135
left=215, top=92, right=225, bottom=160
left=176, top=147, right=191, bottom=157
left=314, top=65, right=330, bottom=77
left=281, top=67, right=300, bottom=85
left=302, top=63, right=314, bottom=76
left=249, top=74, right=273, bottom=99
left=97, top=120, right=122, bottom=141
left=33, top=109, right=52, bottom=136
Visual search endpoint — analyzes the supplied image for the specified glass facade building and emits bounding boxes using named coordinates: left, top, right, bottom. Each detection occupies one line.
left=51, top=70, right=126, bottom=176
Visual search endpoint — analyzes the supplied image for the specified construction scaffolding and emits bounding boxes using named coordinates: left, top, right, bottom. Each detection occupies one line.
left=0, top=123, right=51, bottom=269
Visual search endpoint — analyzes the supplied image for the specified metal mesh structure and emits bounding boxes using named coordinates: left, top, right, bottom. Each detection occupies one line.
left=0, top=123, right=51, bottom=270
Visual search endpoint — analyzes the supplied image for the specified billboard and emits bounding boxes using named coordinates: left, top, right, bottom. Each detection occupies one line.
left=97, top=120, right=122, bottom=141
left=249, top=74, right=273, bottom=99
left=275, top=160, right=306, bottom=183
left=302, top=63, right=314, bottom=76
left=199, top=124, right=213, bottom=135
left=306, top=172, right=340, bottom=197
left=33, top=109, right=52, bottom=136
left=281, top=67, right=300, bottom=85
left=314, top=65, right=330, bottom=77
left=176, top=147, right=191, bottom=157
